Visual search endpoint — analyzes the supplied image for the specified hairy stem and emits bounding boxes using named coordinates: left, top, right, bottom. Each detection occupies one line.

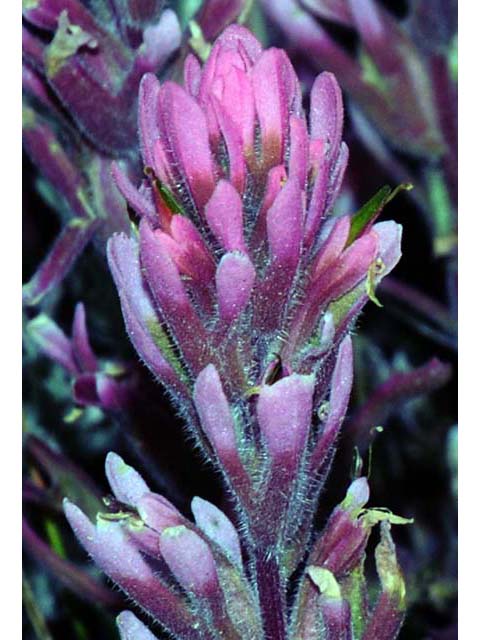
left=255, top=548, right=287, bottom=640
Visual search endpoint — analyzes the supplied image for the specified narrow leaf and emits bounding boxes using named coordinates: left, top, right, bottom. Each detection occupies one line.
left=347, top=183, right=412, bottom=247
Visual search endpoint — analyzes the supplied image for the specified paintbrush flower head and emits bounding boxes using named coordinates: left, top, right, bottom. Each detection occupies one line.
left=66, top=23, right=406, bottom=640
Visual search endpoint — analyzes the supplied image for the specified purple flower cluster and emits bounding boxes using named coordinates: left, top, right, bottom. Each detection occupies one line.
left=22, top=0, right=182, bottom=304
left=61, top=25, right=408, bottom=639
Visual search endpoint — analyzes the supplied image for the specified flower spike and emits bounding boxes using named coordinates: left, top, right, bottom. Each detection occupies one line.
left=62, top=23, right=406, bottom=640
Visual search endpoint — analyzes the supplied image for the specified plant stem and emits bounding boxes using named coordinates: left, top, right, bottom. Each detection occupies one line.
left=255, top=547, right=287, bottom=640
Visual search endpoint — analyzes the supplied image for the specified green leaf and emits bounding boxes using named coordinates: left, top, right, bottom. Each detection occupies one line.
left=347, top=183, right=413, bottom=247
left=347, top=186, right=391, bottom=247
left=427, top=168, right=456, bottom=255
left=44, top=519, right=67, bottom=559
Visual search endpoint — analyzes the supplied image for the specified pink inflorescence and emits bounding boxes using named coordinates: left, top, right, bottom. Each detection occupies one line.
left=65, top=24, right=405, bottom=640
left=108, top=23, right=401, bottom=414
